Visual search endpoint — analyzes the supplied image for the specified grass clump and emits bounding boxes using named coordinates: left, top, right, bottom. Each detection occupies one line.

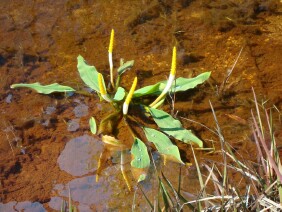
left=135, top=88, right=282, bottom=211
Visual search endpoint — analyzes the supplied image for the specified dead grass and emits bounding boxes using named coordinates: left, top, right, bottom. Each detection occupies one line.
left=137, top=87, right=282, bottom=211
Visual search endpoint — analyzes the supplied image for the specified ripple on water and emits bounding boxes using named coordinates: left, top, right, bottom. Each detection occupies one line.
left=57, top=134, right=103, bottom=176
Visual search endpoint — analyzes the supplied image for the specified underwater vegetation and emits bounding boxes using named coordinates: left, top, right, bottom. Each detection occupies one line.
left=11, top=29, right=210, bottom=186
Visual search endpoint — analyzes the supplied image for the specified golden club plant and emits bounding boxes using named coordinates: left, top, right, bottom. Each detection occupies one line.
left=10, top=28, right=211, bottom=188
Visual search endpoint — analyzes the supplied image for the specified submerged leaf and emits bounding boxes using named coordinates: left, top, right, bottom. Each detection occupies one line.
left=89, top=117, right=97, bottom=134
left=97, top=111, right=122, bottom=135
left=131, top=138, right=150, bottom=169
left=102, top=135, right=126, bottom=148
left=149, top=108, right=203, bottom=147
left=96, top=148, right=111, bottom=182
left=77, top=55, right=100, bottom=92
left=137, top=174, right=146, bottom=182
left=133, top=72, right=210, bottom=98
left=117, top=60, right=134, bottom=75
left=113, top=87, right=125, bottom=101
left=143, top=127, right=184, bottom=164
left=10, top=82, right=75, bottom=94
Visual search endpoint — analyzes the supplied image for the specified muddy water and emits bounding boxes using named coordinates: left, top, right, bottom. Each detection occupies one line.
left=0, top=0, right=281, bottom=211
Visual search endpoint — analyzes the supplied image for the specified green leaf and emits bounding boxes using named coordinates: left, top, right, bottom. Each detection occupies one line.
left=77, top=55, right=100, bottom=92
left=117, top=60, right=134, bottom=75
left=89, top=117, right=97, bottom=134
left=143, top=127, right=184, bottom=164
left=149, top=108, right=203, bottom=147
left=133, top=72, right=210, bottom=98
left=137, top=174, right=146, bottom=182
left=10, top=83, right=75, bottom=94
left=131, top=138, right=150, bottom=169
left=171, top=72, right=211, bottom=93
left=113, top=87, right=125, bottom=101
left=133, top=82, right=162, bottom=98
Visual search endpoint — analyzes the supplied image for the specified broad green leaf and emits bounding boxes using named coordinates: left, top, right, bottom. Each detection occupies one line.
left=133, top=72, right=210, bottom=98
left=133, top=82, right=162, bottom=98
left=10, top=83, right=75, bottom=94
left=131, top=138, right=150, bottom=169
left=149, top=108, right=203, bottom=147
left=113, top=87, right=125, bottom=101
left=143, top=127, right=184, bottom=164
left=77, top=55, right=100, bottom=92
left=169, top=72, right=211, bottom=93
left=117, top=60, right=134, bottom=75
left=89, top=117, right=97, bottom=134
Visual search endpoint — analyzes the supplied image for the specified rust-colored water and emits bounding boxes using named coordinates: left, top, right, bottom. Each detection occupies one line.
left=0, top=0, right=281, bottom=211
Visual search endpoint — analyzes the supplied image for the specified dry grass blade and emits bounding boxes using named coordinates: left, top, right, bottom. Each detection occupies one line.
left=190, top=145, right=208, bottom=209
left=224, top=151, right=258, bottom=182
left=265, top=109, right=282, bottom=171
left=138, top=184, right=154, bottom=210
left=182, top=195, right=239, bottom=204
left=160, top=180, right=174, bottom=210
left=252, top=87, right=264, bottom=137
left=180, top=116, right=218, bottom=136
left=177, top=166, right=181, bottom=194
left=258, top=196, right=282, bottom=211
left=68, top=186, right=72, bottom=212
left=264, top=108, right=282, bottom=205
left=204, top=164, right=224, bottom=195
left=161, top=172, right=181, bottom=208
left=203, top=164, right=216, bottom=194
left=251, top=110, right=282, bottom=183
left=255, top=179, right=279, bottom=204
left=209, top=100, right=227, bottom=191
left=252, top=124, right=268, bottom=175
left=219, top=46, right=243, bottom=94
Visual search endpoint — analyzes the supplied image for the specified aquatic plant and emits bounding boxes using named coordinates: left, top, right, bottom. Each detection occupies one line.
left=11, top=29, right=210, bottom=185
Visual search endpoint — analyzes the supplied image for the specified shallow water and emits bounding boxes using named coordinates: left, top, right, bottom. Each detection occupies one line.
left=0, top=0, right=281, bottom=211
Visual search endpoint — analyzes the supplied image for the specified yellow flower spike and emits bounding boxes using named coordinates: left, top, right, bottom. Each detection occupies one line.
left=108, top=29, right=115, bottom=88
left=150, top=46, right=177, bottom=107
left=98, top=73, right=106, bottom=95
left=98, top=73, right=112, bottom=102
left=123, top=77, right=138, bottom=115
left=108, top=29, right=114, bottom=54
left=170, top=46, right=177, bottom=76
left=125, top=77, right=137, bottom=105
